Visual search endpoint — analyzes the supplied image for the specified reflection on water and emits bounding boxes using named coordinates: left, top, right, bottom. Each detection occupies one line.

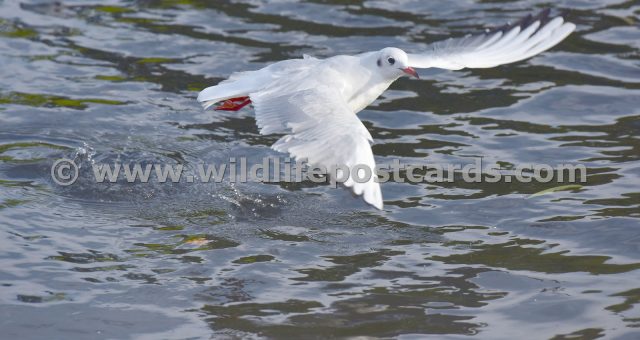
left=1, top=0, right=639, bottom=338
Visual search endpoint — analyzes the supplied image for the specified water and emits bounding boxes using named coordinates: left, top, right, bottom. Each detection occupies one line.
left=1, top=0, right=639, bottom=338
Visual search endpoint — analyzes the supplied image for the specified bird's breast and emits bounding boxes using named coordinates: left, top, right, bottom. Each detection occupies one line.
left=346, top=80, right=393, bottom=114
left=317, top=56, right=393, bottom=113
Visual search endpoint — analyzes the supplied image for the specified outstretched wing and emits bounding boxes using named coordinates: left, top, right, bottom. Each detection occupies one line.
left=250, top=83, right=383, bottom=209
left=407, top=9, right=576, bottom=70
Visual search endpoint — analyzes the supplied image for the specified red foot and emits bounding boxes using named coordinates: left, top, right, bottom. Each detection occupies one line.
left=215, top=96, right=251, bottom=111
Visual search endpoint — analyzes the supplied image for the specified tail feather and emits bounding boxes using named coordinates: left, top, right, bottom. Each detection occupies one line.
left=197, top=69, right=273, bottom=109
left=197, top=81, right=251, bottom=108
left=201, top=99, right=220, bottom=110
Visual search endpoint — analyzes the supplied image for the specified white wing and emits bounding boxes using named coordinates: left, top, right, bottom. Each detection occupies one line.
left=250, top=82, right=383, bottom=210
left=408, top=9, right=576, bottom=70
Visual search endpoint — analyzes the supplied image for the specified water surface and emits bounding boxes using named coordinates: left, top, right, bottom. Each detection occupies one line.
left=1, top=0, right=639, bottom=338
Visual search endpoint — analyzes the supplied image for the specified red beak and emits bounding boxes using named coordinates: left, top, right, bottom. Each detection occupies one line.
left=402, top=67, right=419, bottom=79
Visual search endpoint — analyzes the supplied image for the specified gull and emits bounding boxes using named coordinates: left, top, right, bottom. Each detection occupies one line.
left=197, top=9, right=575, bottom=210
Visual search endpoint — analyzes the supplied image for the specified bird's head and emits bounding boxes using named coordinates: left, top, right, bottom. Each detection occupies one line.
left=376, top=47, right=418, bottom=79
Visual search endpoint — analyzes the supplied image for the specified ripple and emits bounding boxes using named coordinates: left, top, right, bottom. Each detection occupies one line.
left=2, top=0, right=640, bottom=338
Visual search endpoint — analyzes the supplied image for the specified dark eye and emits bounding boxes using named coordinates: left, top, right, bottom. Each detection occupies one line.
left=387, top=57, right=395, bottom=65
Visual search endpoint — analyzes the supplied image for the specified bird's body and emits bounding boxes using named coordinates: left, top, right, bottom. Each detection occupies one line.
left=197, top=10, right=576, bottom=209
left=199, top=51, right=397, bottom=114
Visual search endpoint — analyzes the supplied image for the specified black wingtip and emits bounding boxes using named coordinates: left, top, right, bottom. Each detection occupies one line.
left=487, top=8, right=568, bottom=36
left=558, top=8, right=571, bottom=20
left=534, top=8, right=552, bottom=26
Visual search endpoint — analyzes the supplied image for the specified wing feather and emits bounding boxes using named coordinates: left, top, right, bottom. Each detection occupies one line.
left=251, top=82, right=382, bottom=209
left=408, top=10, right=575, bottom=70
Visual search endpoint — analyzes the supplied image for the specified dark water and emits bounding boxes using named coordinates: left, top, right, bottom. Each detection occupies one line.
left=1, top=0, right=639, bottom=338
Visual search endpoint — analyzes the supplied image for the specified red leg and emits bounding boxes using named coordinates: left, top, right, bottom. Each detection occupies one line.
left=215, top=96, right=252, bottom=111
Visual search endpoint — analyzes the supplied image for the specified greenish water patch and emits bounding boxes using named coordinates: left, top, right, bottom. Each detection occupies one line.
left=606, top=288, right=640, bottom=313
left=202, top=299, right=323, bottom=326
left=47, top=250, right=123, bottom=264
left=538, top=215, right=586, bottom=222
left=127, top=234, right=239, bottom=257
left=0, top=199, right=29, bottom=209
left=233, top=255, right=275, bottom=264
left=148, top=0, right=209, bottom=9
left=0, top=92, right=126, bottom=109
left=136, top=57, right=178, bottom=64
left=551, top=328, right=606, bottom=340
left=294, top=250, right=404, bottom=282
left=94, top=5, right=134, bottom=14
left=2, top=1, right=640, bottom=338
left=431, top=239, right=640, bottom=275
left=115, top=16, right=174, bottom=28
left=73, top=264, right=134, bottom=273
left=0, top=19, right=37, bottom=39
left=259, top=229, right=312, bottom=242
left=17, top=292, right=68, bottom=304
left=0, top=179, right=39, bottom=188
left=177, top=208, right=228, bottom=225
left=0, top=141, right=70, bottom=163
